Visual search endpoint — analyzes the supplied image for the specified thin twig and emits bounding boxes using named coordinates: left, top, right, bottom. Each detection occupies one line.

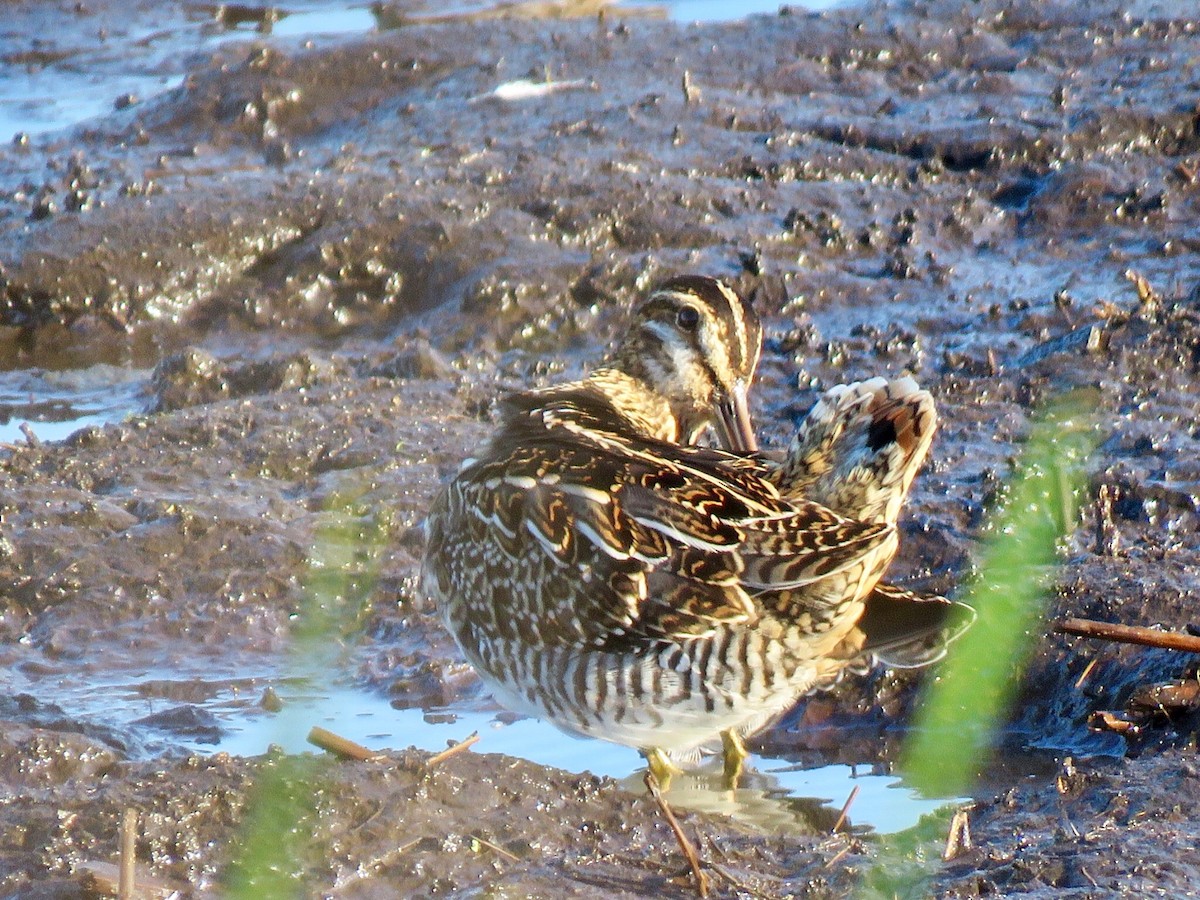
left=351, top=801, right=385, bottom=833
left=1080, top=864, right=1099, bottom=888
left=78, top=861, right=180, bottom=898
left=425, top=731, right=480, bottom=769
left=830, top=784, right=860, bottom=834
left=118, top=808, right=137, bottom=900
left=307, top=726, right=383, bottom=761
left=823, top=842, right=852, bottom=870
left=1074, top=656, right=1099, bottom=689
left=1055, top=617, right=1200, bottom=653
left=470, top=833, right=520, bottom=863
left=644, top=770, right=710, bottom=898
left=707, top=860, right=779, bottom=899
left=334, top=838, right=422, bottom=891
left=943, top=808, right=972, bottom=861
left=701, top=832, right=729, bottom=863
left=700, top=834, right=783, bottom=897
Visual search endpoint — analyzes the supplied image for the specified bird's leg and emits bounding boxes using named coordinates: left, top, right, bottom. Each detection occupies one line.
left=644, top=747, right=682, bottom=792
left=720, top=728, right=748, bottom=788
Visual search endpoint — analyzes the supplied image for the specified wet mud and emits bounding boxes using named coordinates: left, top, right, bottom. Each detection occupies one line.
left=2, top=0, right=1200, bottom=895
left=0, top=728, right=864, bottom=897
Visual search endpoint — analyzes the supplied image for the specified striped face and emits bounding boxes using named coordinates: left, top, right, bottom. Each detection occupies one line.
left=617, top=276, right=762, bottom=451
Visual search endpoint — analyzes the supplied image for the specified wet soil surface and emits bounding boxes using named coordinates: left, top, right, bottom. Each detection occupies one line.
left=2, top=0, right=1200, bottom=895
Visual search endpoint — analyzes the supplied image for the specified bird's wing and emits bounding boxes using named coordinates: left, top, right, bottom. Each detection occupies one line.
left=443, top=416, right=892, bottom=647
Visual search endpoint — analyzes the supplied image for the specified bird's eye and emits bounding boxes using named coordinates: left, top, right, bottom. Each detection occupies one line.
left=676, top=306, right=700, bottom=331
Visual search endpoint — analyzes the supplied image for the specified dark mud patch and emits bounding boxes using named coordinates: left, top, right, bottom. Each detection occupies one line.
left=0, top=731, right=863, bottom=898
left=936, top=753, right=1200, bottom=897
left=2, top=0, right=1200, bottom=894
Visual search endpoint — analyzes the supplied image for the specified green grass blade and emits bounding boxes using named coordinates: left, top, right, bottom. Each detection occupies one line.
left=224, top=486, right=385, bottom=897
left=902, top=390, right=1099, bottom=795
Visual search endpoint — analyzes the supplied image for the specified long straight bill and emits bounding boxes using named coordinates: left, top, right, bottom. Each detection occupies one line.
left=713, top=381, right=757, bottom=453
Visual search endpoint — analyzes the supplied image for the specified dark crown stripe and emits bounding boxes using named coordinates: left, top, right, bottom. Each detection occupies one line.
left=653, top=276, right=758, bottom=375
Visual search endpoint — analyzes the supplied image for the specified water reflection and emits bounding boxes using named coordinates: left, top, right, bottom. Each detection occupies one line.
left=0, top=365, right=147, bottom=445
left=46, top=672, right=957, bottom=835
left=0, top=0, right=846, bottom=139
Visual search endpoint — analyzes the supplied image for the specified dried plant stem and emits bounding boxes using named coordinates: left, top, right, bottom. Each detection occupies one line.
left=307, top=726, right=381, bottom=761
left=943, top=808, right=972, bottom=860
left=830, top=785, right=860, bottom=834
left=470, top=834, right=520, bottom=863
left=425, top=731, right=480, bottom=769
left=1056, top=617, right=1200, bottom=653
left=119, top=808, right=137, bottom=900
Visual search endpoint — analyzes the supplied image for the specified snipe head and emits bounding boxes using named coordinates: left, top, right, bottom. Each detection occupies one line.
left=594, top=275, right=762, bottom=452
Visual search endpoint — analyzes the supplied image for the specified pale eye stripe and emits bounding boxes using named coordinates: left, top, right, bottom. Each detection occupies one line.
left=715, top=280, right=750, bottom=373
left=655, top=288, right=706, bottom=308
left=663, top=280, right=752, bottom=375
left=641, top=318, right=688, bottom=351
left=642, top=319, right=698, bottom=383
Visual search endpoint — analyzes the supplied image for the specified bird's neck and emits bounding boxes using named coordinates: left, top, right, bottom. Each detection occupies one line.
left=583, top=367, right=682, bottom=443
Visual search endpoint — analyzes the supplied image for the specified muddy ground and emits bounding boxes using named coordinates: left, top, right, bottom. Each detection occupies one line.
left=1, top=0, right=1200, bottom=895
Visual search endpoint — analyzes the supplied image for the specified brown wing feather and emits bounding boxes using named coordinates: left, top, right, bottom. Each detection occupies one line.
left=431, top=384, right=906, bottom=648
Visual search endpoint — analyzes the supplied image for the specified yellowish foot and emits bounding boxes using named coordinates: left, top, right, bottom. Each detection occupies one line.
left=644, top=747, right=683, bottom=792
left=720, top=728, right=748, bottom=789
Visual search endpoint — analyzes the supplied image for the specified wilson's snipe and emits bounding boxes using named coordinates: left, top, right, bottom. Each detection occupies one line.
left=422, top=276, right=949, bottom=782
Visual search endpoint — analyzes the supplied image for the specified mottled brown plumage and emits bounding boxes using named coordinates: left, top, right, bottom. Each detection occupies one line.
left=422, top=276, right=951, bottom=780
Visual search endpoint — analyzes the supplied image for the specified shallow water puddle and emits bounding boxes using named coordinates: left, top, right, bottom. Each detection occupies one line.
left=0, top=366, right=148, bottom=445
left=30, top=667, right=957, bottom=835
left=0, top=0, right=850, bottom=432
left=0, top=0, right=846, bottom=139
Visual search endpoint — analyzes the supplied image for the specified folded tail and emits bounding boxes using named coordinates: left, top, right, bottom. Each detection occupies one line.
left=854, top=582, right=975, bottom=668
left=772, top=376, right=937, bottom=526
